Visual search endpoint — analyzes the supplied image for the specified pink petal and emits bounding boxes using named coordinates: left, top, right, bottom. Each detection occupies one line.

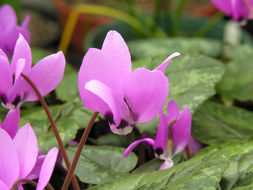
left=0, top=5, right=16, bottom=31
left=172, top=108, right=192, bottom=155
left=0, top=180, right=9, bottom=190
left=23, top=51, right=65, bottom=101
left=123, top=138, right=155, bottom=158
left=0, top=50, right=12, bottom=96
left=79, top=48, right=126, bottom=113
left=153, top=113, right=168, bottom=156
left=0, top=128, right=19, bottom=188
left=1, top=109, right=20, bottom=138
left=36, top=147, right=59, bottom=190
left=189, top=136, right=202, bottom=155
left=159, top=160, right=174, bottom=170
left=10, top=34, right=32, bottom=75
left=85, top=80, right=121, bottom=125
left=13, top=124, right=38, bottom=178
left=101, top=30, right=132, bottom=76
left=154, top=52, right=180, bottom=73
left=124, top=68, right=169, bottom=123
left=211, top=0, right=233, bottom=16
left=166, top=100, right=179, bottom=123
left=27, top=155, right=46, bottom=180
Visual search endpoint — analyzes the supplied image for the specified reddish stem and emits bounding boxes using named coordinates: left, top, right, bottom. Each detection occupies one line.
left=20, top=73, right=80, bottom=190
left=61, top=112, right=99, bottom=190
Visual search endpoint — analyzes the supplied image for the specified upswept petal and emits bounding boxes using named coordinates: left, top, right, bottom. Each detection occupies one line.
left=124, top=68, right=169, bottom=123
left=27, top=155, right=45, bottom=180
left=1, top=109, right=20, bottom=138
left=13, top=124, right=38, bottom=178
left=211, top=0, right=232, bottom=16
left=154, top=52, right=180, bottom=73
left=23, top=51, right=65, bottom=101
left=123, top=138, right=155, bottom=158
left=172, top=108, right=191, bottom=154
left=0, top=180, right=8, bottom=190
left=101, top=30, right=132, bottom=76
left=36, top=147, right=59, bottom=190
left=189, top=136, right=202, bottom=155
left=14, top=58, right=26, bottom=81
left=153, top=113, right=168, bottom=154
left=0, top=128, right=19, bottom=188
left=159, top=160, right=174, bottom=170
left=11, top=34, right=32, bottom=75
left=79, top=48, right=128, bottom=97
left=0, top=50, right=12, bottom=96
left=166, top=100, right=179, bottom=123
left=85, top=80, right=121, bottom=125
left=0, top=5, right=16, bottom=31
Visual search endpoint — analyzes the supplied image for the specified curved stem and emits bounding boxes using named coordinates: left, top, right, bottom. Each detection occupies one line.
left=11, top=178, right=55, bottom=190
left=20, top=73, right=80, bottom=190
left=61, top=112, right=99, bottom=190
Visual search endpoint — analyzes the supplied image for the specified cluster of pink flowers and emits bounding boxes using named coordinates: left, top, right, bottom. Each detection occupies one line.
left=0, top=3, right=199, bottom=188
left=78, top=30, right=194, bottom=170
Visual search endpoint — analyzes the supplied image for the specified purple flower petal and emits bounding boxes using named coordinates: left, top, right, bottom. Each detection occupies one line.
left=1, top=108, right=20, bottom=138
left=153, top=113, right=168, bottom=156
left=124, top=68, right=169, bottom=123
left=189, top=136, right=202, bottom=155
left=172, top=108, right=192, bottom=154
left=13, top=124, right=38, bottom=178
left=101, top=30, right=132, bottom=75
left=36, top=147, right=58, bottom=190
left=10, top=34, right=32, bottom=75
left=0, top=50, right=12, bottom=96
left=85, top=80, right=120, bottom=124
left=0, top=180, right=9, bottom=190
left=23, top=51, right=65, bottom=101
left=167, top=100, right=179, bottom=123
left=27, top=155, right=46, bottom=180
left=159, top=160, right=174, bottom=170
left=0, top=128, right=19, bottom=188
left=123, top=138, right=155, bottom=158
left=154, top=52, right=180, bottom=73
left=0, top=5, right=16, bottom=31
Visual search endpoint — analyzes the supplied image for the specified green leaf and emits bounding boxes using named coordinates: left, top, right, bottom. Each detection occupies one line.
left=90, top=133, right=132, bottom=147
left=31, top=47, right=52, bottom=63
left=66, top=145, right=138, bottom=184
left=128, top=38, right=222, bottom=59
left=90, top=150, right=229, bottom=190
left=192, top=101, right=253, bottom=145
left=221, top=152, right=253, bottom=190
left=217, top=54, right=253, bottom=102
left=195, top=142, right=253, bottom=190
left=20, top=105, right=79, bottom=152
left=134, top=54, right=224, bottom=135
left=132, top=154, right=184, bottom=174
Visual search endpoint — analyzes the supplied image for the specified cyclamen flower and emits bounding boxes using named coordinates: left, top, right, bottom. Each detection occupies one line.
left=78, top=30, right=179, bottom=135
left=0, top=108, right=20, bottom=138
left=0, top=34, right=65, bottom=109
left=211, top=0, right=253, bottom=21
left=0, top=4, right=30, bottom=56
left=124, top=100, right=191, bottom=170
left=0, top=124, right=58, bottom=189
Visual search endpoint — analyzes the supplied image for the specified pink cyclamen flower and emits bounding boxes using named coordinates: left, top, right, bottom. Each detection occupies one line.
left=211, top=0, right=253, bottom=21
left=0, top=34, right=65, bottom=109
left=0, top=108, right=20, bottom=138
left=78, top=30, right=179, bottom=135
left=0, top=124, right=58, bottom=190
left=124, top=100, right=191, bottom=170
left=0, top=4, right=30, bottom=56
